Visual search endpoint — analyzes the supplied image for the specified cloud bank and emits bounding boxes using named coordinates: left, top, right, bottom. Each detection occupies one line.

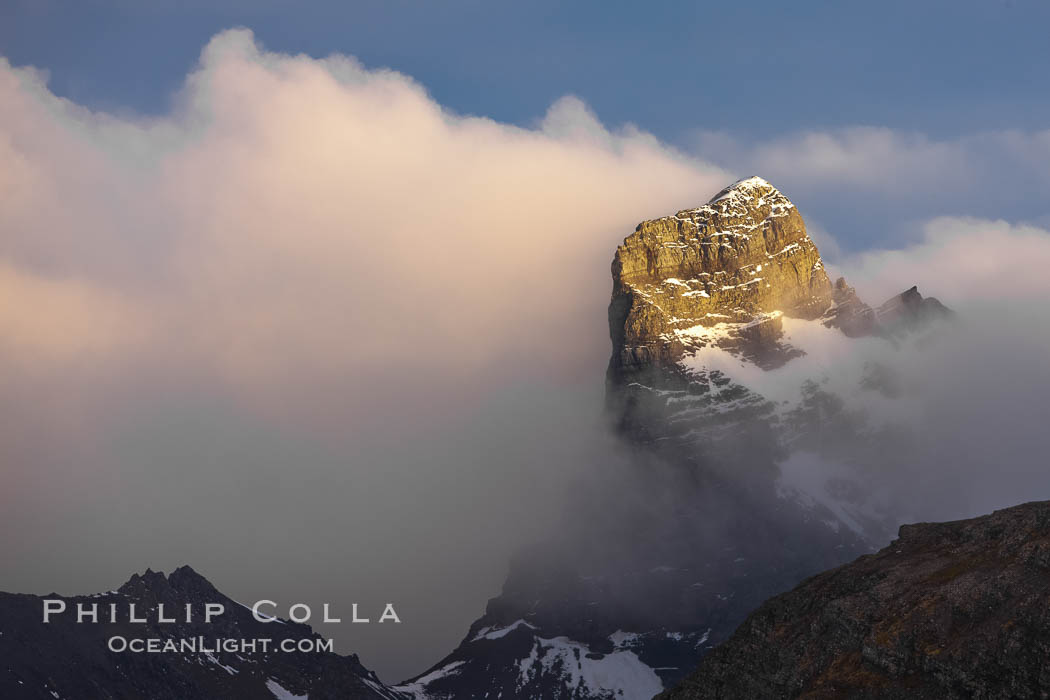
left=837, top=217, right=1050, bottom=305
left=0, top=28, right=730, bottom=680
left=2, top=28, right=1050, bottom=680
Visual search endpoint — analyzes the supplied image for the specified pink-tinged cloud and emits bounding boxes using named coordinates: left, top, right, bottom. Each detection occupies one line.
left=1, top=29, right=731, bottom=416
left=0, top=29, right=732, bottom=678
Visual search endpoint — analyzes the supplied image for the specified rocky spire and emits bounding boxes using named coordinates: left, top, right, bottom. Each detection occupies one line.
left=608, top=176, right=832, bottom=386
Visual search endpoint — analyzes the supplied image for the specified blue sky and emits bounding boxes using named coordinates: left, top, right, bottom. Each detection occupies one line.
left=4, top=0, right=1049, bottom=141
left=4, top=0, right=1049, bottom=255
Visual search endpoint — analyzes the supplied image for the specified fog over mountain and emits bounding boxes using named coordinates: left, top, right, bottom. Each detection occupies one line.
left=2, top=29, right=1050, bottom=683
left=395, top=176, right=1050, bottom=698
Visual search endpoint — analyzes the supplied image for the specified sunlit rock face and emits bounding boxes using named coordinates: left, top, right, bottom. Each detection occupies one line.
left=607, top=177, right=846, bottom=447
left=609, top=176, right=832, bottom=380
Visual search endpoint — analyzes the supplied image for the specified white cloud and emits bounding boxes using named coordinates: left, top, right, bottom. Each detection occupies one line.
left=836, top=217, right=1050, bottom=305
left=694, top=125, right=1050, bottom=192
left=0, top=29, right=733, bottom=681
left=1, top=29, right=731, bottom=396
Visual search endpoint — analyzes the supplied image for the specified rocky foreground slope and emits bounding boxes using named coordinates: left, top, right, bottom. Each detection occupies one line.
left=0, top=567, right=404, bottom=700
left=398, top=178, right=955, bottom=699
left=662, top=500, right=1050, bottom=699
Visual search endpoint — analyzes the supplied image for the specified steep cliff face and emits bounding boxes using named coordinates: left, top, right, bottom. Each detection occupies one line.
left=606, top=177, right=864, bottom=448
left=609, top=176, right=832, bottom=384
left=662, top=501, right=1050, bottom=700
left=402, top=177, right=956, bottom=700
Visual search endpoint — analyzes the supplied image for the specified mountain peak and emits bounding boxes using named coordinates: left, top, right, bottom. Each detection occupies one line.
left=708, top=175, right=779, bottom=201
left=115, top=565, right=220, bottom=598
left=168, top=564, right=219, bottom=592
left=117, top=568, right=168, bottom=596
left=731, top=175, right=772, bottom=188
left=0, top=566, right=395, bottom=699
left=877, top=284, right=954, bottom=334
left=608, top=177, right=830, bottom=369
left=672, top=175, right=794, bottom=225
left=605, top=176, right=833, bottom=438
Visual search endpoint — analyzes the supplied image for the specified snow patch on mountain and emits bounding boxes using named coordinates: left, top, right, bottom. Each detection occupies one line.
left=678, top=316, right=922, bottom=425
left=470, top=619, right=537, bottom=642
left=266, top=679, right=308, bottom=700
left=394, top=661, right=467, bottom=699
left=517, top=635, right=663, bottom=700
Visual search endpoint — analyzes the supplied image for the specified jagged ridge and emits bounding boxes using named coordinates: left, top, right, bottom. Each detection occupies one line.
left=0, top=567, right=404, bottom=700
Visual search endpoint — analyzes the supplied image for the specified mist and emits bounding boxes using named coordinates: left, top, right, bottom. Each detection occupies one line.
left=832, top=218, right=1050, bottom=523
left=3, top=29, right=1050, bottom=683
left=0, top=28, right=729, bottom=680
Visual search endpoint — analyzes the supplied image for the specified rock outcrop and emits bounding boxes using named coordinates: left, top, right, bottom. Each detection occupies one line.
left=608, top=176, right=832, bottom=384
left=661, top=501, right=1050, bottom=699
left=823, top=277, right=877, bottom=338
left=877, top=285, right=954, bottom=337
